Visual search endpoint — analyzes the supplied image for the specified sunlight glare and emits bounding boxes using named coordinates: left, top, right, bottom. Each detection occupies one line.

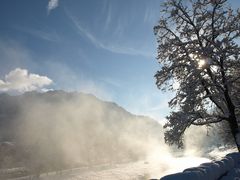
left=198, top=59, right=206, bottom=69
left=189, top=53, right=207, bottom=69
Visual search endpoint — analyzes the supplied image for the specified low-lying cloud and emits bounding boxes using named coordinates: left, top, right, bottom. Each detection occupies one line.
left=0, top=68, right=52, bottom=93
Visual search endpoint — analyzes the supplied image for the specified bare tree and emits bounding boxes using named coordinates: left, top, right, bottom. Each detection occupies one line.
left=154, top=0, right=240, bottom=150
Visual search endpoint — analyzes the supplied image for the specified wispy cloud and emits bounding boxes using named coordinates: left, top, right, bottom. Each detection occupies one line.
left=144, top=7, right=155, bottom=23
left=68, top=14, right=154, bottom=58
left=100, top=77, right=122, bottom=88
left=122, top=91, right=173, bottom=123
left=15, top=26, right=60, bottom=42
left=0, top=68, right=52, bottom=93
left=0, top=40, right=35, bottom=75
left=44, top=61, right=113, bottom=101
left=103, top=2, right=112, bottom=30
left=47, top=0, right=59, bottom=13
left=143, top=1, right=161, bottom=24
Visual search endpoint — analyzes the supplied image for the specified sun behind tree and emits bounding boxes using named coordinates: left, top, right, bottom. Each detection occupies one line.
left=154, top=0, right=240, bottom=150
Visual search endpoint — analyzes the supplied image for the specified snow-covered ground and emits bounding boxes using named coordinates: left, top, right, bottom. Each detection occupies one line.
left=11, top=155, right=209, bottom=180
left=208, top=146, right=237, bottom=160
left=10, top=148, right=238, bottom=180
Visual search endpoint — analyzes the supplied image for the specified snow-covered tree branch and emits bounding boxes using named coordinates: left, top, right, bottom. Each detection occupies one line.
left=154, top=0, right=240, bottom=149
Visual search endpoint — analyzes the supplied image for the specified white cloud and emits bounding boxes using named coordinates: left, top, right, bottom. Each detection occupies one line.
left=0, top=68, right=53, bottom=93
left=47, top=0, right=59, bottom=13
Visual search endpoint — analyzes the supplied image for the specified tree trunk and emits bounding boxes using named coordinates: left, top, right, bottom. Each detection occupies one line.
left=223, top=81, right=239, bottom=151
left=228, top=115, right=240, bottom=152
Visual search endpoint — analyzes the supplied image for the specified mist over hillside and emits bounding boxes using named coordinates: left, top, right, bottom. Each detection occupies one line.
left=0, top=91, right=229, bottom=179
left=0, top=91, right=165, bottom=172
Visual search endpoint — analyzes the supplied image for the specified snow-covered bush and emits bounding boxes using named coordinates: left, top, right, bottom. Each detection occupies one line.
left=161, top=152, right=240, bottom=180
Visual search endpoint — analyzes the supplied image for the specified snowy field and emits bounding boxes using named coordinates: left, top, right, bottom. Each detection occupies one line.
left=8, top=148, right=237, bottom=180
left=11, top=155, right=210, bottom=180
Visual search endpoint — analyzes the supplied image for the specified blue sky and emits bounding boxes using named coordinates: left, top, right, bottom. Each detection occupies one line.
left=0, top=0, right=172, bottom=122
left=1, top=0, right=238, bottom=122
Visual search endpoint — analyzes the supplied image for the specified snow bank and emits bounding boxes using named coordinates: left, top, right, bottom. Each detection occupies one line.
left=160, top=152, right=240, bottom=180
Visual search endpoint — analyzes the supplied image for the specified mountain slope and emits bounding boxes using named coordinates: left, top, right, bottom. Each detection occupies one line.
left=0, top=91, right=163, bottom=172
